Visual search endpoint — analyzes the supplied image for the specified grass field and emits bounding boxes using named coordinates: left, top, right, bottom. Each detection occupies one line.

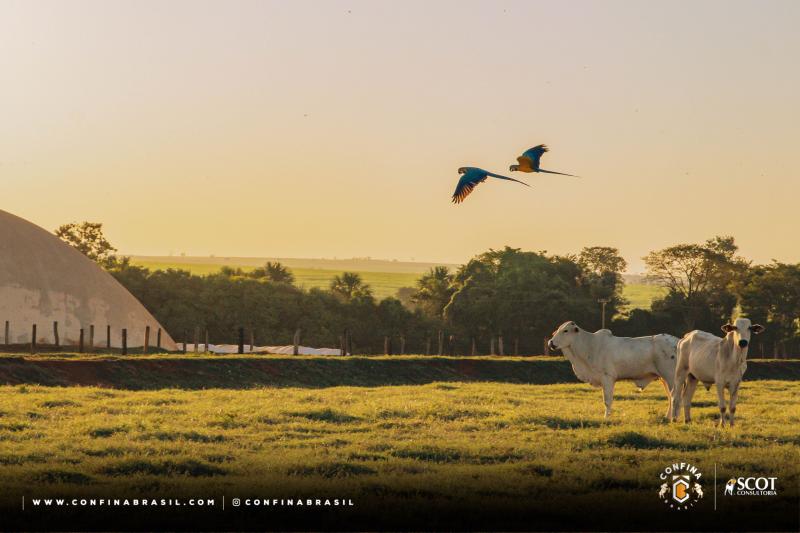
left=0, top=356, right=797, bottom=530
left=622, top=283, right=667, bottom=310
left=2, top=381, right=798, bottom=493
left=131, top=257, right=664, bottom=307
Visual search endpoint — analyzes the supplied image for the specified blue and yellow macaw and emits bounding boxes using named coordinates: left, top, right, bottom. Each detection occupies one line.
left=509, top=145, right=578, bottom=177
left=451, top=167, right=529, bottom=204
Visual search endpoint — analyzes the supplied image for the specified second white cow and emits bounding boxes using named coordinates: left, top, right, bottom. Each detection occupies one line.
left=671, top=317, right=764, bottom=427
left=548, top=321, right=679, bottom=418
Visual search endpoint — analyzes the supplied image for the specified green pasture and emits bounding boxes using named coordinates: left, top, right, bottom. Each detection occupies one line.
left=1, top=377, right=797, bottom=502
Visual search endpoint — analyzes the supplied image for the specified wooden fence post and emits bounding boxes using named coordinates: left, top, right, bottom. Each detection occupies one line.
left=31, top=324, right=37, bottom=354
left=384, top=336, right=390, bottom=355
left=144, top=326, right=150, bottom=355
left=121, top=328, right=127, bottom=355
left=204, top=329, right=209, bottom=353
left=249, top=330, right=254, bottom=352
left=339, top=334, right=345, bottom=356
left=293, top=329, right=300, bottom=355
left=89, top=325, right=94, bottom=353
left=182, top=329, right=187, bottom=354
left=53, top=321, right=60, bottom=350
left=237, top=327, right=244, bottom=354
left=498, top=333, right=504, bottom=356
left=471, top=337, right=477, bottom=356
left=437, top=330, right=443, bottom=356
left=106, top=325, right=111, bottom=349
left=157, top=328, right=162, bottom=350
left=79, top=328, right=85, bottom=353
left=4, top=320, right=8, bottom=346
left=194, top=327, right=199, bottom=354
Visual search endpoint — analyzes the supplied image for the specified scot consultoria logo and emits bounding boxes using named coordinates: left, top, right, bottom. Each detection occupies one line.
left=658, top=462, right=704, bottom=510
left=724, top=476, right=778, bottom=496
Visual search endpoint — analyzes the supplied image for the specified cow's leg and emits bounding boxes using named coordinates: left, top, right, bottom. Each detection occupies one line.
left=716, top=381, right=728, bottom=427
left=601, top=376, right=615, bottom=418
left=672, top=365, right=690, bottom=422
left=659, top=378, right=672, bottom=419
left=729, top=381, right=741, bottom=428
left=682, top=375, right=699, bottom=423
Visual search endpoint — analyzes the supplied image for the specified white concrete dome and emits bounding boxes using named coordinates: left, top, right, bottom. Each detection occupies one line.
left=0, top=209, right=176, bottom=350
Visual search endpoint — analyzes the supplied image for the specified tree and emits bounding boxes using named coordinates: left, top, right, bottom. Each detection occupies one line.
left=445, top=247, right=597, bottom=353
left=329, top=272, right=373, bottom=301
left=55, top=221, right=127, bottom=270
left=411, top=266, right=455, bottom=319
left=644, top=236, right=747, bottom=330
left=265, top=261, right=294, bottom=284
left=248, top=261, right=295, bottom=284
left=219, top=266, right=247, bottom=277
left=394, top=287, right=418, bottom=310
left=737, top=262, right=800, bottom=357
left=578, top=246, right=627, bottom=276
left=577, top=246, right=628, bottom=320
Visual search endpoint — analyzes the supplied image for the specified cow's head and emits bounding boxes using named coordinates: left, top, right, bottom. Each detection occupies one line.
left=721, top=318, right=764, bottom=349
left=548, top=321, right=581, bottom=351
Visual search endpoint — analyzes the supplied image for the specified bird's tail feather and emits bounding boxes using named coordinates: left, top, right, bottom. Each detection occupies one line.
left=539, top=169, right=580, bottom=178
left=488, top=173, right=531, bottom=186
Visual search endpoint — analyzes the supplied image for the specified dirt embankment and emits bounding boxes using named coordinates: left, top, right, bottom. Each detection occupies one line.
left=0, top=355, right=798, bottom=390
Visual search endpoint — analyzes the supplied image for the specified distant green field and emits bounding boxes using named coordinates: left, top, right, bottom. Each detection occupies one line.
left=132, top=261, right=420, bottom=299
left=622, top=283, right=667, bottom=310
left=130, top=257, right=665, bottom=308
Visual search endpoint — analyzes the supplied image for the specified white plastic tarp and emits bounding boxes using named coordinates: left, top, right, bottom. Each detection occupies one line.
left=192, top=344, right=345, bottom=356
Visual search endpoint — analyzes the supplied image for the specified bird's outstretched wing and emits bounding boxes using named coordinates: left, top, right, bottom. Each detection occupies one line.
left=451, top=171, right=487, bottom=204
left=520, top=144, right=548, bottom=170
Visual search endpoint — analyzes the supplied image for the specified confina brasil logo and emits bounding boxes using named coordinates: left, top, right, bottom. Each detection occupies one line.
left=658, top=462, right=704, bottom=510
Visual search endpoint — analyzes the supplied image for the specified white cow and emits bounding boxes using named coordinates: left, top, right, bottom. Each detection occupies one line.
left=548, top=321, right=679, bottom=418
left=671, top=317, right=764, bottom=427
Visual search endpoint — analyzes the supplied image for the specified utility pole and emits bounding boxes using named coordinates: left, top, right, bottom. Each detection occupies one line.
left=598, top=298, right=610, bottom=330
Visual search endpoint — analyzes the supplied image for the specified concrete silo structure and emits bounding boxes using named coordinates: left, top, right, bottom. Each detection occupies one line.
left=0, top=209, right=176, bottom=350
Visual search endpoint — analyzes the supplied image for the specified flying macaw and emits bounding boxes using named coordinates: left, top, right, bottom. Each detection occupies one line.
left=509, top=145, right=578, bottom=177
left=451, top=167, right=529, bottom=204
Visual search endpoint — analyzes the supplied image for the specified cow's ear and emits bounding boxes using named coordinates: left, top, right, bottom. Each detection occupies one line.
left=750, top=324, right=765, bottom=334
left=573, top=327, right=579, bottom=333
left=721, top=324, right=736, bottom=333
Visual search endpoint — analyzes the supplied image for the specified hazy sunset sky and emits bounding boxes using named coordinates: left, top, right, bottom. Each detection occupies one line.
left=2, top=0, right=798, bottom=271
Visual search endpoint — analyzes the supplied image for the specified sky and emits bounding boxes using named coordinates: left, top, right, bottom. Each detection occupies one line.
left=1, top=0, right=798, bottom=272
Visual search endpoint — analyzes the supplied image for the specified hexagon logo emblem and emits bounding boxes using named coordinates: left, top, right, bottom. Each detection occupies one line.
left=672, top=476, right=690, bottom=503
left=658, top=462, right=704, bottom=510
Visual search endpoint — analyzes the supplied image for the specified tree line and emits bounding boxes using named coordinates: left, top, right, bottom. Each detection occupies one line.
left=57, top=222, right=800, bottom=356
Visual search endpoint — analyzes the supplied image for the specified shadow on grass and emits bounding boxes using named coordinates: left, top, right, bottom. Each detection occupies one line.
left=32, top=470, right=94, bottom=485
left=599, top=431, right=709, bottom=451
left=286, top=408, right=361, bottom=423
left=523, top=416, right=605, bottom=430
left=101, top=459, right=225, bottom=477
left=287, top=462, right=376, bottom=478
